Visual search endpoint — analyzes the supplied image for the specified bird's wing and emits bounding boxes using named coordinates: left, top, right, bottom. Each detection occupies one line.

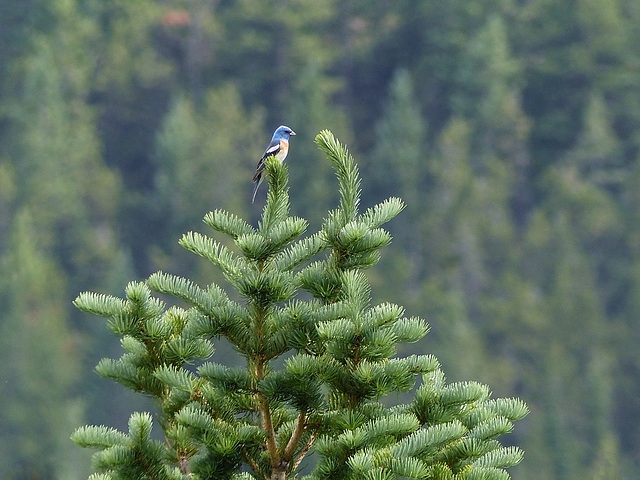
left=252, top=140, right=283, bottom=182
left=262, top=141, right=282, bottom=160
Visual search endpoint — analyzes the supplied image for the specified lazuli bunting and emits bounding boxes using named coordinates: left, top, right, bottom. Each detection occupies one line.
left=252, top=125, right=296, bottom=203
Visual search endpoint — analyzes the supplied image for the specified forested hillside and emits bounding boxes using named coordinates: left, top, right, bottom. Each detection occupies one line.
left=0, top=1, right=638, bottom=478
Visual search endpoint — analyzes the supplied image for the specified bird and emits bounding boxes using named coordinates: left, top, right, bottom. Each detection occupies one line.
left=252, top=125, right=296, bottom=203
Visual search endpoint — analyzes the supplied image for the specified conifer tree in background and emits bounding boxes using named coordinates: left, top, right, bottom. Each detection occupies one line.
left=72, top=131, right=528, bottom=480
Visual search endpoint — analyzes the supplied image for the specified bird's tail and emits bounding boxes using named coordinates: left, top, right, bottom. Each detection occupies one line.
left=251, top=177, right=261, bottom=204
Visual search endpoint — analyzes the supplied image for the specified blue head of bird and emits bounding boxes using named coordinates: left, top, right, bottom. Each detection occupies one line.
left=272, top=125, right=296, bottom=141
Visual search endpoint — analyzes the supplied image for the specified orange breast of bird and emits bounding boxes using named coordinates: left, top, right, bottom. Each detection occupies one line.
left=276, top=139, right=289, bottom=162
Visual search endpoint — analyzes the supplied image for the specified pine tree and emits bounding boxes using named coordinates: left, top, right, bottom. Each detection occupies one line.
left=72, top=130, right=527, bottom=480
left=0, top=210, right=87, bottom=478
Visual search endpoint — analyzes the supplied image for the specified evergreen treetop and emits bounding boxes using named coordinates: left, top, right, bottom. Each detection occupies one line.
left=72, top=130, right=527, bottom=480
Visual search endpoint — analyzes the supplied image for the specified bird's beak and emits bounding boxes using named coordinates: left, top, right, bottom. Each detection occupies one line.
left=290, top=130, right=296, bottom=136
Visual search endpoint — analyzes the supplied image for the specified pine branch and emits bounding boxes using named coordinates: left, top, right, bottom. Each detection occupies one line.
left=71, top=425, right=129, bottom=449
left=315, top=130, right=361, bottom=224
left=204, top=209, right=255, bottom=239
left=256, top=359, right=281, bottom=471
left=273, top=232, right=327, bottom=272
left=147, top=271, right=228, bottom=314
left=259, top=157, right=291, bottom=235
left=361, top=197, right=406, bottom=228
left=73, top=291, right=125, bottom=317
left=243, top=450, right=263, bottom=478
left=292, top=433, right=316, bottom=471
left=282, top=411, right=306, bottom=464
left=236, top=218, right=308, bottom=262
left=473, top=446, right=524, bottom=469
left=179, top=231, right=247, bottom=281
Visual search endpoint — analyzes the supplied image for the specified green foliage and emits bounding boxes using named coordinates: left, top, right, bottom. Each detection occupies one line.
left=3, top=8, right=122, bottom=291
left=72, top=412, right=184, bottom=480
left=0, top=210, right=87, bottom=478
left=369, top=69, right=427, bottom=207
left=73, top=131, right=526, bottom=479
left=4, top=1, right=640, bottom=478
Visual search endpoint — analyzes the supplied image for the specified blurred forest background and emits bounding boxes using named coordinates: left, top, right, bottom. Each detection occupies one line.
left=1, top=0, right=639, bottom=478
